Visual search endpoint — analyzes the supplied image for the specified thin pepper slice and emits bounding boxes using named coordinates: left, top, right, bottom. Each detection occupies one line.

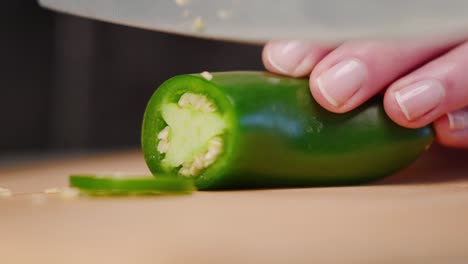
left=141, top=71, right=434, bottom=190
left=69, top=173, right=195, bottom=195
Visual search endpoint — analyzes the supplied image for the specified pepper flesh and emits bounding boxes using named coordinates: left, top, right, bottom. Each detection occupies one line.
left=141, top=71, right=434, bottom=190
left=158, top=93, right=226, bottom=176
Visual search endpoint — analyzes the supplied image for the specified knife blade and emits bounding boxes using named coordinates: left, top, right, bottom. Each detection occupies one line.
left=39, top=0, right=468, bottom=44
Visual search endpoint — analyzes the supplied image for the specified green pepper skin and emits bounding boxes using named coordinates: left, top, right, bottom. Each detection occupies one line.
left=70, top=174, right=195, bottom=195
left=142, top=71, right=434, bottom=190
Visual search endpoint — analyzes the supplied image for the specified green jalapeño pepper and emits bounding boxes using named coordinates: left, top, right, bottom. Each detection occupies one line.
left=142, top=71, right=433, bottom=190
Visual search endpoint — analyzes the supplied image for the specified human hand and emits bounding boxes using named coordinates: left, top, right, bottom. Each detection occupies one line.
left=262, top=39, right=468, bottom=148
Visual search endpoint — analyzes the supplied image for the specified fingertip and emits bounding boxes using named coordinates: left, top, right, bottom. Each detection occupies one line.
left=384, top=89, right=415, bottom=128
left=262, top=41, right=281, bottom=75
left=309, top=75, right=347, bottom=113
left=433, top=115, right=468, bottom=148
left=384, top=85, right=439, bottom=129
left=262, top=40, right=332, bottom=77
left=262, top=40, right=302, bottom=76
left=310, top=58, right=369, bottom=113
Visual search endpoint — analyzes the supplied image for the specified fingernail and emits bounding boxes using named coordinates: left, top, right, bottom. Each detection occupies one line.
left=266, top=41, right=312, bottom=76
left=394, top=79, right=445, bottom=121
left=315, top=59, right=367, bottom=107
left=447, top=109, right=468, bottom=131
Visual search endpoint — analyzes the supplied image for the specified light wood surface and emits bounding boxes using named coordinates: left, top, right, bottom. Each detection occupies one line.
left=1, top=146, right=468, bottom=264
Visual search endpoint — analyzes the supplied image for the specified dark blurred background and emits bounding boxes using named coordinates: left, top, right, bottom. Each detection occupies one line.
left=0, top=1, right=262, bottom=157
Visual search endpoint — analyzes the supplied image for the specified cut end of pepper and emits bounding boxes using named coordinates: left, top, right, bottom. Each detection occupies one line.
left=157, top=92, right=227, bottom=177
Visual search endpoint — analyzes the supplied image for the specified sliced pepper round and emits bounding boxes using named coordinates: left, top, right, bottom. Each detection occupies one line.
left=69, top=173, right=195, bottom=195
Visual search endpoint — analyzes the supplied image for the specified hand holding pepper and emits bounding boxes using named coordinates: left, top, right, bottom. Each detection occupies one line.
left=262, top=39, right=468, bottom=148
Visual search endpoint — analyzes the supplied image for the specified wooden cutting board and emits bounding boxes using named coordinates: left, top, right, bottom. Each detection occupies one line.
left=1, top=145, right=468, bottom=264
